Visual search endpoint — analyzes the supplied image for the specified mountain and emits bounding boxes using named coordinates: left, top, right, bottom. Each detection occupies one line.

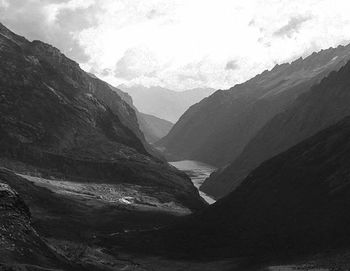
left=188, top=115, right=350, bottom=257
left=123, top=115, right=350, bottom=261
left=0, top=22, right=205, bottom=211
left=202, top=58, right=350, bottom=199
left=157, top=45, right=350, bottom=166
left=138, top=112, right=173, bottom=143
left=119, top=85, right=215, bottom=123
left=106, top=84, right=173, bottom=143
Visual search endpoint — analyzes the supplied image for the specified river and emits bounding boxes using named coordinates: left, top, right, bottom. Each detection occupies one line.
left=169, top=160, right=217, bottom=204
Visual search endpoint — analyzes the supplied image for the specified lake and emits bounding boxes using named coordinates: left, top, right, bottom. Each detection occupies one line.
left=169, top=160, right=217, bottom=204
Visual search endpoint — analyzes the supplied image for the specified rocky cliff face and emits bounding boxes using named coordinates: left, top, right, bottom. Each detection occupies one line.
left=0, top=22, right=205, bottom=211
left=158, top=45, right=350, bottom=166
left=203, top=58, right=350, bottom=199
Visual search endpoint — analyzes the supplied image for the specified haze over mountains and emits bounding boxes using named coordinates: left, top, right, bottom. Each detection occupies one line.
left=119, top=84, right=215, bottom=123
left=158, top=45, right=350, bottom=166
left=106, top=83, right=174, bottom=143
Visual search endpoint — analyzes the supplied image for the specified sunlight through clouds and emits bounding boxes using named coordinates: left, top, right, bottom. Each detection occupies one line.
left=2, top=0, right=350, bottom=90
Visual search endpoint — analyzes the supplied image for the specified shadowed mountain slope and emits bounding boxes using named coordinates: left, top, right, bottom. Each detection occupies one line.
left=123, top=115, right=350, bottom=261
left=158, top=45, right=350, bottom=166
left=138, top=113, right=173, bottom=143
left=203, top=58, right=350, bottom=199
left=0, top=176, right=76, bottom=270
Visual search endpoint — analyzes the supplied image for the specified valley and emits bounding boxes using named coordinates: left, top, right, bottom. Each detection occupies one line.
left=2, top=4, right=350, bottom=270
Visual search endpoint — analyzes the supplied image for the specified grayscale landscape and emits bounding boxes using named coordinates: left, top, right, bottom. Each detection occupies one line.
left=2, top=1, right=350, bottom=270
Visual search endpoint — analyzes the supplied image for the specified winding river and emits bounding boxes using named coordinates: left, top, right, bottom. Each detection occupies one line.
left=170, top=160, right=217, bottom=204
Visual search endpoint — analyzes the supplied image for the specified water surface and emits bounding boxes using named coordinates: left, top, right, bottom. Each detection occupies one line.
left=170, top=160, right=217, bottom=204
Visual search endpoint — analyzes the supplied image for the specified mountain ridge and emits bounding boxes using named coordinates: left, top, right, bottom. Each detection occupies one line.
left=202, top=57, right=350, bottom=198
left=158, top=43, right=350, bottom=166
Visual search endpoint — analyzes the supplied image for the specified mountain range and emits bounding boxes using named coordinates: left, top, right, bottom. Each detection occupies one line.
left=157, top=45, right=350, bottom=166
left=202, top=49, right=350, bottom=199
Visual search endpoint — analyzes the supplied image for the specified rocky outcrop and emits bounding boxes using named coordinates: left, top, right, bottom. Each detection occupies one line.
left=202, top=58, right=350, bottom=199
left=158, top=45, right=350, bottom=166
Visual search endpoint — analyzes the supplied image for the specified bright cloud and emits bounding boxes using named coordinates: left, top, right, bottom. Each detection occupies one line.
left=1, top=0, right=350, bottom=90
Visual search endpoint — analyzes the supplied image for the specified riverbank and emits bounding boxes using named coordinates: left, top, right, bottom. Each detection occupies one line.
left=169, top=160, right=217, bottom=204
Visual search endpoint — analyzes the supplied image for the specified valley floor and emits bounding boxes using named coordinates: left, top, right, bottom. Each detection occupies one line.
left=2, top=167, right=350, bottom=270
left=18, top=174, right=191, bottom=215
left=1, top=168, right=239, bottom=270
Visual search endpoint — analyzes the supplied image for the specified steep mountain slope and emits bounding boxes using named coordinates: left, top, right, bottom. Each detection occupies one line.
left=119, top=85, right=215, bottom=123
left=125, top=115, right=350, bottom=260
left=107, top=83, right=174, bottom=144
left=192, top=115, right=350, bottom=257
left=0, top=22, right=205, bottom=210
left=158, top=45, right=350, bottom=166
left=138, top=113, right=173, bottom=143
left=0, top=178, right=73, bottom=270
left=93, top=82, right=169, bottom=157
left=203, top=58, right=350, bottom=199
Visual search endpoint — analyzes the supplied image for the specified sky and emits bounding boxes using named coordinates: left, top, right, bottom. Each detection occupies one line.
left=1, top=0, right=350, bottom=91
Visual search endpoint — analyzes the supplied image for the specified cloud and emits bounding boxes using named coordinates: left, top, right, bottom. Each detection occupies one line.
left=114, top=47, right=160, bottom=80
left=101, top=68, right=112, bottom=76
left=0, top=0, right=100, bottom=63
left=248, top=19, right=256, bottom=27
left=273, top=15, right=312, bottom=38
left=3, top=0, right=350, bottom=91
left=225, top=60, right=239, bottom=71
left=146, top=9, right=164, bottom=20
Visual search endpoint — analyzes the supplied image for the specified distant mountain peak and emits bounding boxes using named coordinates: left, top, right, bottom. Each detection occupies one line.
left=118, top=84, right=215, bottom=123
